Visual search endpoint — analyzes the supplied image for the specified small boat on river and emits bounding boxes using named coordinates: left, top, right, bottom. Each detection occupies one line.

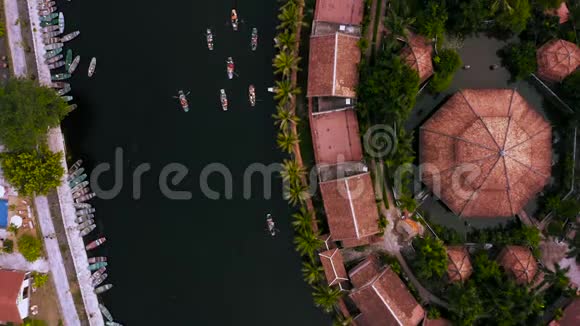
left=231, top=9, right=238, bottom=31
left=51, top=72, right=70, bottom=80
left=58, top=12, right=65, bottom=34
left=90, top=267, right=107, bottom=282
left=73, top=202, right=91, bottom=209
left=57, top=85, right=71, bottom=96
left=45, top=54, right=63, bottom=64
left=48, top=61, right=65, bottom=70
left=67, top=167, right=84, bottom=181
left=226, top=57, right=234, bottom=79
left=44, top=48, right=62, bottom=60
left=174, top=90, right=190, bottom=112
left=251, top=28, right=258, bottom=51
left=69, top=173, right=87, bottom=187
left=94, top=284, right=113, bottom=294
left=249, top=84, right=256, bottom=107
left=266, top=213, right=278, bottom=237
left=61, top=95, right=73, bottom=102
left=68, top=159, right=83, bottom=173
left=43, top=37, right=61, bottom=45
left=88, top=57, right=96, bottom=77
left=86, top=237, right=106, bottom=250
left=76, top=208, right=95, bottom=216
left=42, top=25, right=59, bottom=32
left=75, top=193, right=96, bottom=203
left=68, top=55, right=80, bottom=74
left=45, top=43, right=63, bottom=50
left=93, top=273, right=108, bottom=287
left=61, top=31, right=80, bottom=42
left=51, top=81, right=68, bottom=88
left=106, top=322, right=123, bottom=326
left=72, top=186, right=90, bottom=198
left=40, top=19, right=58, bottom=27
left=43, top=30, right=62, bottom=38
left=66, top=104, right=78, bottom=112
left=40, top=12, right=58, bottom=22
left=70, top=180, right=88, bottom=193
left=206, top=28, right=214, bottom=50
left=65, top=49, right=72, bottom=70
left=75, top=214, right=94, bottom=223
left=77, top=219, right=94, bottom=230
left=39, top=8, right=57, bottom=16
left=220, top=89, right=228, bottom=111
left=88, top=256, right=107, bottom=264
left=80, top=224, right=96, bottom=237
left=88, top=262, right=107, bottom=272
left=99, top=304, right=114, bottom=322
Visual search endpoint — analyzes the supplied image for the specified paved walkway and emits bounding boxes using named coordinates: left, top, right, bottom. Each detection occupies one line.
left=0, top=252, right=49, bottom=272
left=3, top=0, right=27, bottom=77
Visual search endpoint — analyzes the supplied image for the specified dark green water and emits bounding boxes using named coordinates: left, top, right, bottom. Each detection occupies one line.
left=60, top=1, right=328, bottom=324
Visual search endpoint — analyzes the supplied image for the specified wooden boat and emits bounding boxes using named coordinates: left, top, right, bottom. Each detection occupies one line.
left=57, top=85, right=71, bottom=96
left=73, top=202, right=91, bottom=209
left=48, top=61, right=65, bottom=70
left=88, top=256, right=107, bottom=264
left=51, top=81, right=68, bottom=89
left=43, top=30, right=62, bottom=38
left=220, top=89, right=228, bottom=111
left=68, top=159, right=83, bottom=174
left=51, top=72, right=70, bottom=80
left=75, top=193, right=96, bottom=203
left=80, top=224, right=96, bottom=237
left=251, top=27, right=258, bottom=51
left=89, top=267, right=107, bottom=283
left=86, top=237, right=106, bottom=250
left=58, top=12, right=65, bottom=34
left=40, top=19, right=58, bottom=27
left=38, top=1, right=56, bottom=8
left=231, top=9, right=238, bottom=31
left=77, top=219, right=94, bottom=230
left=61, top=95, right=73, bottom=102
left=72, top=187, right=90, bottom=198
left=66, top=104, right=77, bottom=112
left=266, top=213, right=278, bottom=236
left=45, top=43, right=63, bottom=51
left=74, top=214, right=94, bottom=223
left=70, top=180, right=88, bottom=193
left=92, top=272, right=108, bottom=287
left=67, top=167, right=85, bottom=181
left=69, top=173, right=87, bottom=187
left=43, top=37, right=61, bottom=45
left=76, top=208, right=95, bottom=216
left=40, top=12, right=58, bottom=22
left=69, top=55, right=80, bottom=74
left=45, top=54, right=63, bottom=64
left=88, top=262, right=107, bottom=272
left=39, top=8, right=57, bottom=16
left=99, top=304, right=114, bottom=322
left=88, top=57, right=96, bottom=77
left=94, top=284, right=113, bottom=294
left=174, top=90, right=190, bottom=112
left=248, top=84, right=256, bottom=107
left=226, top=57, right=234, bottom=79
left=44, top=48, right=62, bottom=59
left=61, top=31, right=80, bottom=42
left=65, top=49, right=72, bottom=70
left=42, top=25, right=59, bottom=32
left=206, top=28, right=213, bottom=50
left=105, top=322, right=123, bottom=326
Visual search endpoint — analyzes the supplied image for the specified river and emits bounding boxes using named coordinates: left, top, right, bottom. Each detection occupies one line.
left=59, top=0, right=328, bottom=324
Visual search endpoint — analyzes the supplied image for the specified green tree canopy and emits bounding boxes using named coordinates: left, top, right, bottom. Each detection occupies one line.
left=417, top=1, right=448, bottom=41
left=1, top=149, right=64, bottom=196
left=448, top=0, right=492, bottom=35
left=495, top=0, right=532, bottom=34
left=0, top=79, right=69, bottom=152
left=535, top=0, right=564, bottom=9
left=412, top=236, right=448, bottom=280
left=17, top=234, right=43, bottom=262
left=446, top=281, right=484, bottom=326
left=561, top=71, right=580, bottom=115
left=429, top=49, right=462, bottom=93
left=500, top=42, right=537, bottom=80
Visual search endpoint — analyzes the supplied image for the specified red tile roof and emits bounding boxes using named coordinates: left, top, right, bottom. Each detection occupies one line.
left=350, top=267, right=425, bottom=326
left=0, top=270, right=25, bottom=324
left=420, top=89, right=552, bottom=217
left=423, top=318, right=452, bottom=326
left=310, top=108, right=363, bottom=165
left=308, top=33, right=361, bottom=98
left=553, top=298, right=580, bottom=326
left=320, top=172, right=380, bottom=240
left=349, top=255, right=381, bottom=288
left=498, top=246, right=539, bottom=284
left=319, top=248, right=349, bottom=286
left=446, top=246, right=473, bottom=282
left=314, top=0, right=365, bottom=25
left=545, top=2, right=570, bottom=24
left=537, top=39, right=580, bottom=82
left=400, top=34, right=434, bottom=83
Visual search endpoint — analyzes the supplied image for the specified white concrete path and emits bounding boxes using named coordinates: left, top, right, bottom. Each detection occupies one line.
left=3, top=0, right=28, bottom=77
left=0, top=253, right=49, bottom=272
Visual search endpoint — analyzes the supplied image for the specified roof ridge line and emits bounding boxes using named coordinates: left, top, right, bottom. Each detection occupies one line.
left=427, top=153, right=499, bottom=179
left=459, top=90, right=502, bottom=150
left=504, top=155, right=549, bottom=179
left=501, top=157, right=516, bottom=216
left=458, top=155, right=502, bottom=216
left=504, top=125, right=551, bottom=152
left=502, top=89, right=517, bottom=150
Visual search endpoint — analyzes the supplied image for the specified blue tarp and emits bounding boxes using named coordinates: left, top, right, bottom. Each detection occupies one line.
left=0, top=199, right=8, bottom=228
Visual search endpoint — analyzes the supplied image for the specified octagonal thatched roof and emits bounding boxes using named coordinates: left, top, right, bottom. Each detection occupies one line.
left=537, top=39, right=580, bottom=82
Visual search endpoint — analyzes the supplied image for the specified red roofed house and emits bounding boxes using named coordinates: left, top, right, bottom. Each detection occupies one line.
left=446, top=246, right=473, bottom=282
left=314, top=0, right=364, bottom=25
left=0, top=269, right=31, bottom=324
left=550, top=298, right=580, bottom=325
left=498, top=246, right=539, bottom=285
left=307, top=33, right=361, bottom=98
left=349, top=256, right=425, bottom=326
left=319, top=173, right=380, bottom=246
left=319, top=248, right=349, bottom=289
left=310, top=107, right=363, bottom=165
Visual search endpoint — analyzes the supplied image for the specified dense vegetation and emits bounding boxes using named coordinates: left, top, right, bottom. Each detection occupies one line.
left=17, top=234, right=43, bottom=262
left=1, top=150, right=64, bottom=196
left=429, top=49, right=462, bottom=92
left=500, top=41, right=537, bottom=80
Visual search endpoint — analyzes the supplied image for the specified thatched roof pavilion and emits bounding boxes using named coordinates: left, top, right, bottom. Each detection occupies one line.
left=537, top=39, right=580, bottom=82
left=420, top=89, right=552, bottom=217
left=446, top=246, right=473, bottom=282
left=400, top=34, right=434, bottom=83
left=498, top=246, right=539, bottom=284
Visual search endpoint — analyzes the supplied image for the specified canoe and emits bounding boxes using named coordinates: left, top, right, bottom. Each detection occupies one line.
left=67, top=167, right=85, bottom=181
left=80, top=224, right=96, bottom=237
left=92, top=272, right=108, bottom=287
left=106, top=322, right=123, bottom=326
left=39, top=8, right=57, bottom=16
left=61, top=95, right=73, bottom=102
left=99, top=304, right=114, bottom=322
left=75, top=208, right=95, bottom=216
left=68, top=159, right=82, bottom=173
left=51, top=72, right=70, bottom=80
left=69, top=173, right=87, bottom=187
left=74, top=214, right=94, bottom=223
left=86, top=237, right=106, bottom=250
left=40, top=19, right=58, bottom=27
left=72, top=187, right=90, bottom=198
left=45, top=54, right=63, bottom=64
left=44, top=48, right=62, bottom=59
left=65, top=49, right=72, bottom=70
left=42, top=25, right=59, bottom=33
left=94, top=284, right=113, bottom=294
left=45, top=43, right=63, bottom=51
left=69, top=55, right=80, bottom=74
left=43, top=37, right=61, bottom=45
left=61, top=31, right=80, bottom=42
left=58, top=12, right=65, bottom=34
left=70, top=180, right=88, bottom=193
left=89, top=267, right=107, bottom=282
left=40, top=12, right=58, bottom=22
left=51, top=81, right=68, bottom=89
left=43, top=30, right=62, bottom=38
left=88, top=256, right=107, bottom=264
left=56, top=85, right=71, bottom=96
left=88, top=262, right=107, bottom=271
left=48, top=61, right=65, bottom=70
left=66, top=104, right=77, bottom=112
left=88, top=57, right=96, bottom=77
left=73, top=202, right=91, bottom=209
left=75, top=193, right=96, bottom=203
left=77, top=219, right=94, bottom=230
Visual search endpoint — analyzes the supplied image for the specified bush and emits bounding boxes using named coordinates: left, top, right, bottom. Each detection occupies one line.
left=2, top=239, right=14, bottom=253
left=417, top=1, right=448, bottom=40
left=412, top=236, right=448, bottom=280
left=32, top=272, right=49, bottom=288
left=495, top=0, right=532, bottom=34
left=561, top=71, right=580, bottom=111
left=429, top=49, right=462, bottom=93
left=1, top=150, right=64, bottom=196
left=500, top=42, right=537, bottom=80
left=17, top=234, right=43, bottom=262
left=0, top=23, right=5, bottom=38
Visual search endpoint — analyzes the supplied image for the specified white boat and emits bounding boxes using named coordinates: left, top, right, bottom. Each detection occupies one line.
left=44, top=47, right=62, bottom=59
left=67, top=167, right=85, bottom=181
left=61, top=95, right=73, bottom=102
left=89, top=267, right=107, bottom=283
left=226, top=57, right=234, bottom=79
left=93, top=273, right=108, bottom=287
left=88, top=57, right=96, bottom=77
left=249, top=84, right=256, bottom=107
left=77, top=219, right=94, bottom=230
left=58, top=12, right=65, bottom=34
left=266, top=213, right=278, bottom=236
left=94, top=284, right=113, bottom=294
left=45, top=43, right=63, bottom=50
left=43, top=37, right=61, bottom=45
left=80, top=224, right=96, bottom=237
left=231, top=9, right=238, bottom=31
left=106, top=321, right=123, bottom=326
left=60, top=31, right=80, bottom=42
left=99, top=304, right=114, bottom=322
left=206, top=28, right=213, bottom=50
left=45, top=54, right=63, bottom=64
left=68, top=55, right=80, bottom=74
left=73, top=202, right=91, bottom=209
left=75, top=193, right=96, bottom=203
left=57, top=85, right=71, bottom=96
left=72, top=187, right=90, bottom=198
left=74, top=214, right=94, bottom=223
left=42, top=25, right=59, bottom=33
left=76, top=208, right=95, bottom=216
left=48, top=61, right=65, bottom=69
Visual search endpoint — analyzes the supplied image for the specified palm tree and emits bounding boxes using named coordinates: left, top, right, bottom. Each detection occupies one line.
left=541, top=263, right=570, bottom=291
left=275, top=29, right=296, bottom=50
left=332, top=314, right=354, bottom=326
left=273, top=51, right=301, bottom=77
left=312, top=285, right=342, bottom=314
left=291, top=205, right=313, bottom=233
left=272, top=105, right=300, bottom=131
left=277, top=131, right=299, bottom=154
left=277, top=2, right=299, bottom=31
left=491, top=0, right=514, bottom=14
left=384, top=8, right=415, bottom=42
left=281, top=159, right=305, bottom=184
left=284, top=179, right=310, bottom=206
left=273, top=80, right=301, bottom=106
left=301, top=260, right=324, bottom=285
left=294, top=228, right=322, bottom=259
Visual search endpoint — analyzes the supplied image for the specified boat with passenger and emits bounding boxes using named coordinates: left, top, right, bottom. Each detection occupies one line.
left=174, top=90, right=190, bottom=112
left=251, top=28, right=258, bottom=51
left=249, top=85, right=256, bottom=107
left=266, top=214, right=278, bottom=236
left=226, top=57, right=234, bottom=79
left=206, top=29, right=214, bottom=50
left=231, top=9, right=238, bottom=31
left=220, top=89, right=228, bottom=111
